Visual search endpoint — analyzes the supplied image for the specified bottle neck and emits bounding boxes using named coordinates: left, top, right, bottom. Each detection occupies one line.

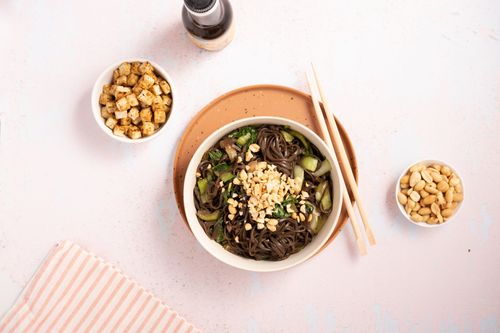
left=185, top=0, right=223, bottom=26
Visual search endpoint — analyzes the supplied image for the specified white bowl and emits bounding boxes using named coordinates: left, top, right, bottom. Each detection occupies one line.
left=183, top=116, right=344, bottom=272
left=91, top=58, right=175, bottom=143
left=395, top=160, right=464, bottom=228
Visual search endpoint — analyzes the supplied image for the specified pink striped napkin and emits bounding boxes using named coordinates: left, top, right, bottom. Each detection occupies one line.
left=0, top=241, right=200, bottom=333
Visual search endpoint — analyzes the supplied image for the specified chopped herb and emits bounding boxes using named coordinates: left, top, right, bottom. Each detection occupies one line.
left=213, top=163, right=230, bottom=176
left=272, top=204, right=288, bottom=218
left=213, top=218, right=225, bottom=243
left=282, top=195, right=297, bottom=207
left=305, top=203, right=315, bottom=214
left=208, top=149, right=224, bottom=161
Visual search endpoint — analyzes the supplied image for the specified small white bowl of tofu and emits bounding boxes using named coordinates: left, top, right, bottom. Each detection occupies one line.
left=91, top=58, right=175, bottom=143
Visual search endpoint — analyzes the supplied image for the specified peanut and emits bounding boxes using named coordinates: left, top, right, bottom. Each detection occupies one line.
left=414, top=180, right=426, bottom=191
left=397, top=192, right=408, bottom=205
left=409, top=171, right=422, bottom=187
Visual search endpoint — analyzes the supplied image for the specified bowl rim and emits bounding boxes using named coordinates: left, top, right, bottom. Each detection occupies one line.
left=183, top=116, right=344, bottom=272
left=395, top=159, right=464, bottom=228
left=91, top=57, right=175, bottom=144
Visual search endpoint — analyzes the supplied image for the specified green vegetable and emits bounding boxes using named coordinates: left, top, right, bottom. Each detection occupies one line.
left=315, top=181, right=328, bottom=202
left=219, top=172, right=235, bottom=183
left=289, top=130, right=312, bottom=154
left=282, top=195, right=297, bottom=207
left=313, top=160, right=331, bottom=177
left=300, top=156, right=319, bottom=172
left=197, top=210, right=220, bottom=221
left=229, top=126, right=257, bottom=146
left=213, top=218, right=225, bottom=243
left=208, top=149, right=224, bottom=161
left=305, top=202, right=315, bottom=214
left=293, top=165, right=304, bottom=191
left=310, top=214, right=325, bottom=234
left=197, top=178, right=208, bottom=195
left=272, top=204, right=288, bottom=218
left=320, top=187, right=332, bottom=211
left=236, top=133, right=251, bottom=146
left=280, top=130, right=294, bottom=143
left=213, top=163, right=230, bottom=176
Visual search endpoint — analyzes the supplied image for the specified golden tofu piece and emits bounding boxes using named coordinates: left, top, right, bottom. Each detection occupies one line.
left=137, top=90, right=154, bottom=106
left=116, top=75, right=128, bottom=86
left=152, top=99, right=167, bottom=112
left=138, top=74, right=155, bottom=89
left=114, top=110, right=128, bottom=119
left=139, top=108, right=152, bottom=122
left=127, top=74, right=139, bottom=87
left=105, top=101, right=117, bottom=113
left=132, top=84, right=142, bottom=96
left=150, top=84, right=162, bottom=96
left=127, top=125, right=142, bottom=139
left=103, top=84, right=112, bottom=95
left=154, top=110, right=167, bottom=124
left=115, top=97, right=130, bottom=112
left=112, top=69, right=120, bottom=83
left=162, top=94, right=172, bottom=106
left=101, top=106, right=112, bottom=119
left=139, top=62, right=154, bottom=75
left=118, top=62, right=131, bottom=76
left=113, top=125, right=128, bottom=137
left=159, top=80, right=171, bottom=94
left=126, top=94, right=139, bottom=107
left=131, top=62, right=141, bottom=75
left=99, top=93, right=113, bottom=105
left=141, top=121, right=155, bottom=136
left=120, top=117, right=132, bottom=126
left=128, top=107, right=140, bottom=121
left=105, top=117, right=117, bottom=129
left=114, top=86, right=131, bottom=99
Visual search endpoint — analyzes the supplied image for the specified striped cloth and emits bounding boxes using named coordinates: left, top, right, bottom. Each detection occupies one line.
left=0, top=241, right=200, bottom=333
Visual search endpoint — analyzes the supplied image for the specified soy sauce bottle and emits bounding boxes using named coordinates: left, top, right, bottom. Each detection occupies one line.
left=182, top=0, right=234, bottom=51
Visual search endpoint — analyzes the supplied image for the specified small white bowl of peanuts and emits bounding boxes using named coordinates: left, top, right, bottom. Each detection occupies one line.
left=395, top=160, right=464, bottom=227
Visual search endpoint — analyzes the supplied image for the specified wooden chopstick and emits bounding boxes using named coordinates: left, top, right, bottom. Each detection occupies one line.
left=306, top=71, right=368, bottom=255
left=311, top=64, right=376, bottom=246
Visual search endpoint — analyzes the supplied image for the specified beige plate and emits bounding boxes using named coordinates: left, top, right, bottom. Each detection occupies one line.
left=173, top=84, right=358, bottom=254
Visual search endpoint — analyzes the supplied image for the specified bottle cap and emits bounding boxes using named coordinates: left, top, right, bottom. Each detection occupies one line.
left=184, top=0, right=216, bottom=13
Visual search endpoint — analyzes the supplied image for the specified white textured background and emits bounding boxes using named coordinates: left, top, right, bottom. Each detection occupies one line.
left=1, top=0, right=499, bottom=332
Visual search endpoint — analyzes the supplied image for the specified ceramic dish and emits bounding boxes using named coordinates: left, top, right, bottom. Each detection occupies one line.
left=91, top=58, right=175, bottom=143
left=183, top=116, right=343, bottom=272
left=395, top=159, right=464, bottom=228
left=173, top=84, right=358, bottom=254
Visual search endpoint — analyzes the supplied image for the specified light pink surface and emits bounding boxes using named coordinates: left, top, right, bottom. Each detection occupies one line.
left=1, top=1, right=499, bottom=332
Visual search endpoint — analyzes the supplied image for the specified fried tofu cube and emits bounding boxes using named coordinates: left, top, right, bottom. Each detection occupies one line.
left=114, top=86, right=131, bottom=99
left=103, top=84, right=112, bottom=95
left=137, top=90, right=154, bottom=106
left=141, top=121, right=155, bottom=136
left=154, top=110, right=167, bottom=124
left=105, top=117, right=117, bottom=129
left=138, top=74, right=155, bottom=89
left=132, top=84, right=142, bottom=96
left=127, top=74, right=139, bottom=87
left=113, top=125, right=128, bottom=137
left=116, top=75, right=128, bottom=86
left=101, top=106, right=112, bottom=119
left=99, top=93, right=112, bottom=105
left=131, top=62, right=141, bottom=74
left=139, top=62, right=154, bottom=75
left=150, top=84, right=162, bottom=96
left=118, top=62, right=131, bottom=76
left=128, top=107, right=140, bottom=121
left=115, top=97, right=130, bottom=112
left=159, top=80, right=171, bottom=94
left=126, top=94, right=139, bottom=107
left=105, top=101, right=117, bottom=113
left=109, top=85, right=117, bottom=96
left=127, top=125, right=142, bottom=139
left=112, top=69, right=120, bottom=83
left=139, top=108, right=152, bottom=122
left=120, top=117, right=132, bottom=126
left=115, top=110, right=128, bottom=119
left=162, top=94, right=172, bottom=106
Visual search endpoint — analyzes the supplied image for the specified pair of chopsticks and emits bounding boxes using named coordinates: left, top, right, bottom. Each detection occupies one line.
left=306, top=64, right=376, bottom=255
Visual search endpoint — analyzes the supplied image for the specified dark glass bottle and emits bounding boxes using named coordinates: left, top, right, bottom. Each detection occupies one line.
left=182, top=0, right=234, bottom=51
